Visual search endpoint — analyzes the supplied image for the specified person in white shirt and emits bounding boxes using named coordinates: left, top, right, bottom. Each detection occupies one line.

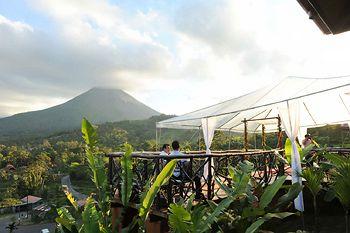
left=159, top=144, right=170, bottom=169
left=160, top=144, right=170, bottom=156
left=170, top=140, right=188, bottom=177
left=170, top=140, right=204, bottom=199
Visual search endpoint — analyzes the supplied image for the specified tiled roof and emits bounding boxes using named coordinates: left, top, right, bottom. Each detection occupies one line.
left=21, top=195, right=42, bottom=204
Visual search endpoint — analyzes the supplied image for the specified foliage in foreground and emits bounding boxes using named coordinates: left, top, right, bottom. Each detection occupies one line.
left=168, top=161, right=302, bottom=233
left=324, top=154, right=350, bottom=233
left=55, top=118, right=177, bottom=233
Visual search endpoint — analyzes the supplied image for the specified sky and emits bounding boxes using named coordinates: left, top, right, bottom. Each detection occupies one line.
left=1, top=0, right=350, bottom=117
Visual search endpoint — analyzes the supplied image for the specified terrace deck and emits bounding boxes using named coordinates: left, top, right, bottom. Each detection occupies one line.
left=107, top=147, right=350, bottom=219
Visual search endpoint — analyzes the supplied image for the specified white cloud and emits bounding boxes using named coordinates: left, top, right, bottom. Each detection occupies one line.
left=0, top=15, right=33, bottom=32
left=0, top=6, right=173, bottom=116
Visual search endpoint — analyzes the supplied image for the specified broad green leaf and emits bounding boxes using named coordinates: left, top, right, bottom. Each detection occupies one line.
left=301, top=167, right=323, bottom=197
left=245, top=212, right=295, bottom=233
left=82, top=197, right=100, bottom=233
left=139, top=159, right=177, bottom=221
left=56, top=217, right=79, bottom=233
left=275, top=183, right=303, bottom=209
left=121, top=143, right=133, bottom=206
left=56, top=207, right=78, bottom=232
left=264, top=212, right=295, bottom=220
left=191, top=204, right=207, bottom=230
left=215, top=176, right=234, bottom=196
left=81, top=118, right=98, bottom=147
left=333, top=163, right=350, bottom=208
left=324, top=154, right=349, bottom=167
left=57, top=207, right=75, bottom=222
left=324, top=188, right=336, bottom=202
left=245, top=218, right=265, bottom=233
left=284, top=138, right=302, bottom=164
left=168, top=204, right=192, bottom=233
left=55, top=222, right=74, bottom=233
left=228, top=165, right=235, bottom=181
left=186, top=194, right=196, bottom=212
left=201, top=197, right=233, bottom=232
left=301, top=143, right=315, bottom=159
left=242, top=207, right=265, bottom=218
left=80, top=118, right=110, bottom=230
left=233, top=162, right=253, bottom=196
left=259, top=176, right=286, bottom=209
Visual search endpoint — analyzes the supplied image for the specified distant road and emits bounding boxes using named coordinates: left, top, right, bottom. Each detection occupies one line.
left=61, top=175, right=88, bottom=201
left=0, top=213, right=55, bottom=233
left=15, top=222, right=55, bottom=233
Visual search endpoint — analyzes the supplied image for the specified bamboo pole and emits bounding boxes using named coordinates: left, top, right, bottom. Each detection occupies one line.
left=262, top=124, right=266, bottom=150
left=243, top=118, right=248, bottom=152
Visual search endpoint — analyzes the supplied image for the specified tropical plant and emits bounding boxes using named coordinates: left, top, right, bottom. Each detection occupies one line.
left=214, top=161, right=302, bottom=233
left=168, top=161, right=301, bottom=233
left=168, top=194, right=234, bottom=233
left=6, top=222, right=18, bottom=233
left=284, top=138, right=316, bottom=165
left=55, top=118, right=178, bottom=233
left=301, top=167, right=324, bottom=232
left=55, top=118, right=113, bottom=233
left=324, top=154, right=350, bottom=233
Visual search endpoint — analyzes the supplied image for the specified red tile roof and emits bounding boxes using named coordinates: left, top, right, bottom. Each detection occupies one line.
left=21, top=195, right=42, bottom=204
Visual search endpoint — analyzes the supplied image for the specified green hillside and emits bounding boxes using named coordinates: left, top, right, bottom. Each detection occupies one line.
left=0, top=88, right=160, bottom=142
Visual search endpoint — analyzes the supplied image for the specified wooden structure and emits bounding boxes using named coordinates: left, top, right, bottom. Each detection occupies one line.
left=107, top=149, right=285, bottom=215
left=242, top=116, right=283, bottom=152
left=107, top=146, right=350, bottom=233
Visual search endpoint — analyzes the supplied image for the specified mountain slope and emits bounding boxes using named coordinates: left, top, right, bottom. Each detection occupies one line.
left=0, top=88, right=160, bottom=140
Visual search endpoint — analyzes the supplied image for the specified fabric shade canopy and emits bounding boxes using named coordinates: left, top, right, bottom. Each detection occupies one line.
left=157, top=76, right=350, bottom=133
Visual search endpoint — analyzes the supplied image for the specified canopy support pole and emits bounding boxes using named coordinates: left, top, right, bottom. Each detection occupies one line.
left=228, top=130, right=231, bottom=150
left=277, top=115, right=283, bottom=149
left=198, top=126, right=201, bottom=151
left=155, top=127, right=158, bottom=151
left=262, top=124, right=266, bottom=150
left=243, top=118, right=248, bottom=152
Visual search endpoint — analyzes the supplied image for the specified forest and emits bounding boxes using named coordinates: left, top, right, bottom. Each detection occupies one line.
left=0, top=114, right=350, bottom=216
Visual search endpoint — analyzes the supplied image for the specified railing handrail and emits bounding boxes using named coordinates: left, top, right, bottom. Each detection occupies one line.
left=106, top=149, right=284, bottom=159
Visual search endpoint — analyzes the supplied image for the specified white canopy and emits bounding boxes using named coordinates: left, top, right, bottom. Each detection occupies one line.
left=157, top=76, right=350, bottom=133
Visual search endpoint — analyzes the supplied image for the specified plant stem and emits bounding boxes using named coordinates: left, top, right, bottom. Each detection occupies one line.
left=346, top=209, right=349, bottom=233
left=300, top=211, right=305, bottom=231
left=313, top=195, right=319, bottom=233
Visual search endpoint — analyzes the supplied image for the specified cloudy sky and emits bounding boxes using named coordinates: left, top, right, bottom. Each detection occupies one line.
left=1, top=0, right=350, bottom=117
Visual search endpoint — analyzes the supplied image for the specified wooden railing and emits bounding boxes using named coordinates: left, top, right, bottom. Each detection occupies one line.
left=106, top=149, right=285, bottom=208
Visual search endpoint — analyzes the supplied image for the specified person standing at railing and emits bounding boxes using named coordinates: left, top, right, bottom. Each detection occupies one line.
left=159, top=144, right=171, bottom=169
left=170, top=140, right=205, bottom=200
left=160, top=143, right=171, bottom=156
left=170, top=140, right=188, bottom=177
left=302, top=134, right=312, bottom=148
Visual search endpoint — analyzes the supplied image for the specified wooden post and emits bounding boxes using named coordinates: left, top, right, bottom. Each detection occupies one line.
left=111, top=202, right=123, bottom=232
left=155, top=158, right=161, bottom=209
left=228, top=130, right=231, bottom=150
left=159, top=128, right=162, bottom=150
left=167, top=158, right=173, bottom=204
left=198, top=127, right=201, bottom=151
left=277, top=115, right=285, bottom=176
left=155, top=127, right=158, bottom=151
left=277, top=115, right=283, bottom=149
left=108, top=155, right=113, bottom=197
left=207, top=155, right=212, bottom=199
left=243, top=118, right=248, bottom=152
left=262, top=124, right=266, bottom=150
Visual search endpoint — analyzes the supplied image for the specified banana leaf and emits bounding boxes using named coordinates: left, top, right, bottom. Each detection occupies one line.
left=139, top=159, right=177, bottom=221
